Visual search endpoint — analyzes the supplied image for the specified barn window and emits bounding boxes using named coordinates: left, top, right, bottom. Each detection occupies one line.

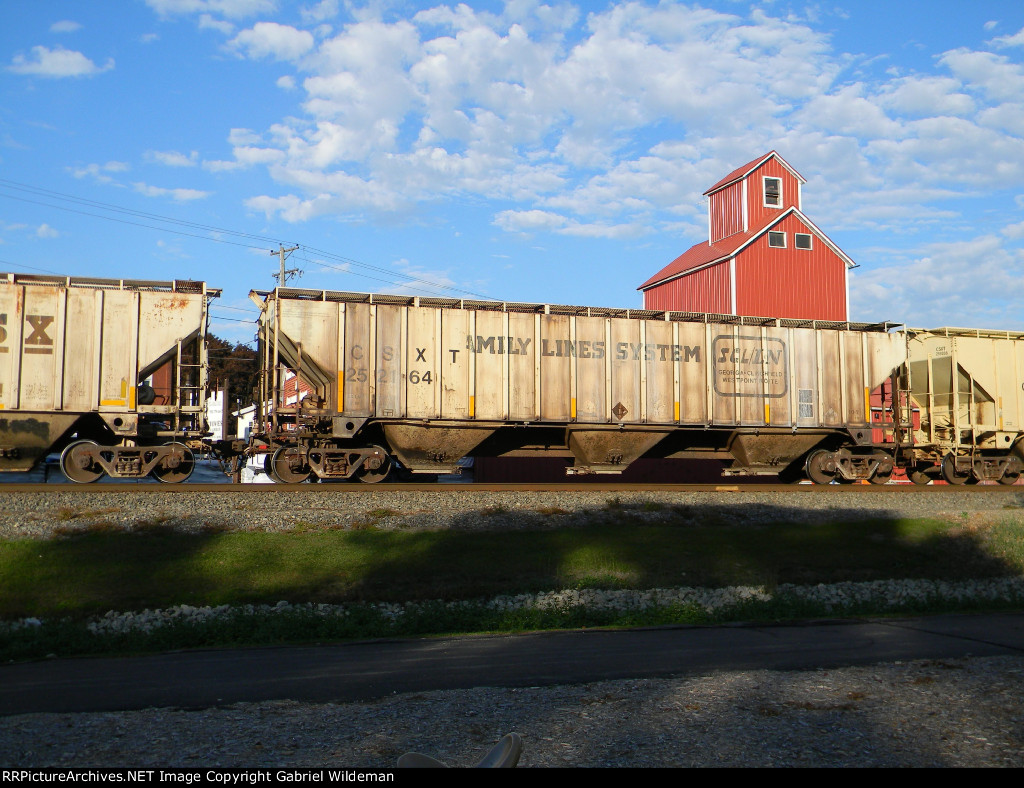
left=795, top=233, right=813, bottom=250
left=768, top=231, right=786, bottom=248
left=763, top=177, right=782, bottom=207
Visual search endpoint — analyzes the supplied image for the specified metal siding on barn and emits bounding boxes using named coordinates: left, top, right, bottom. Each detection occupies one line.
left=709, top=182, right=744, bottom=243
left=734, top=215, right=848, bottom=321
left=643, top=262, right=730, bottom=313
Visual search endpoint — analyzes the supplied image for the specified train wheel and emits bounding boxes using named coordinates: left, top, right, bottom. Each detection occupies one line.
left=355, top=446, right=392, bottom=484
left=805, top=450, right=836, bottom=485
left=263, top=452, right=282, bottom=483
left=868, top=469, right=892, bottom=485
left=940, top=454, right=970, bottom=485
left=271, top=446, right=311, bottom=484
left=909, top=468, right=932, bottom=486
left=998, top=457, right=1022, bottom=486
left=151, top=442, right=195, bottom=484
left=60, top=440, right=104, bottom=484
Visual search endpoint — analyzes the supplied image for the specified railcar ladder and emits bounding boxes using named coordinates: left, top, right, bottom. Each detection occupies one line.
left=173, top=338, right=204, bottom=434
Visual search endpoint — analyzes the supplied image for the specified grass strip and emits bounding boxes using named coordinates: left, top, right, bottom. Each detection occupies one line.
left=2, top=510, right=1024, bottom=661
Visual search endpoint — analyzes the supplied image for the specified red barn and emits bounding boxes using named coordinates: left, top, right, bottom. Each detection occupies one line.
left=639, top=151, right=854, bottom=321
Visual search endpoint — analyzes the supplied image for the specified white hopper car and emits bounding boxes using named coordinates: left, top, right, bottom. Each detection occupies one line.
left=0, top=273, right=218, bottom=482
left=249, top=287, right=910, bottom=484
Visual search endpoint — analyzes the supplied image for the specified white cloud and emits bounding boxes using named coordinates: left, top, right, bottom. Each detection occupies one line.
left=939, top=49, right=1024, bottom=101
left=850, top=235, right=1024, bottom=329
left=50, top=20, right=82, bottom=34
left=229, top=22, right=314, bottom=60
left=276, top=74, right=296, bottom=89
left=1003, top=220, right=1024, bottom=239
left=301, top=0, right=339, bottom=24
left=202, top=159, right=244, bottom=172
left=133, top=183, right=211, bottom=201
left=8, top=46, right=113, bottom=78
left=147, top=150, right=199, bottom=167
left=36, top=224, right=59, bottom=239
left=145, top=0, right=276, bottom=20
left=68, top=162, right=130, bottom=183
left=879, top=76, right=975, bottom=117
left=494, top=209, right=568, bottom=233
left=199, top=14, right=235, bottom=35
left=990, top=25, right=1024, bottom=48
left=493, top=209, right=644, bottom=239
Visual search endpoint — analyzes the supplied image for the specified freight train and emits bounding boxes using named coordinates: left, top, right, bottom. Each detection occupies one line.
left=1, top=272, right=1021, bottom=485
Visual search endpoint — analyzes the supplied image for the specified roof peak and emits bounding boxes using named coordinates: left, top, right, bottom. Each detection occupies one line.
left=703, top=150, right=805, bottom=196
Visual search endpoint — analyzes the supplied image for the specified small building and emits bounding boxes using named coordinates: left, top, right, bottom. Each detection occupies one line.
left=638, top=151, right=854, bottom=321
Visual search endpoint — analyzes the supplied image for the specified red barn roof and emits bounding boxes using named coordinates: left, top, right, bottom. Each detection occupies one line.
left=703, top=150, right=805, bottom=196
left=639, top=206, right=854, bottom=291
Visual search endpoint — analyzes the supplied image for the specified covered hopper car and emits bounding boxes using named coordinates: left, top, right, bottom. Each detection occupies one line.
left=902, top=327, right=1024, bottom=485
left=0, top=273, right=219, bottom=482
left=246, top=287, right=910, bottom=484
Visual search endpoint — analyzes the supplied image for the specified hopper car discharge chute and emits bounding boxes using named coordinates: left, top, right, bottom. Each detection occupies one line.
left=0, top=273, right=219, bottom=483
left=241, top=286, right=912, bottom=484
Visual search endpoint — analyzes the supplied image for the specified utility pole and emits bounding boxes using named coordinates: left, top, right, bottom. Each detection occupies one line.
left=271, top=244, right=302, bottom=286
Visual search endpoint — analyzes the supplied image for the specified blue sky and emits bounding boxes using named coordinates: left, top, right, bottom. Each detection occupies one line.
left=2, top=0, right=1024, bottom=344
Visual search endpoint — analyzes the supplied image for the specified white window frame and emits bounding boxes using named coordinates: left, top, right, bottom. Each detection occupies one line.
left=794, top=232, right=813, bottom=250
left=763, top=176, right=782, bottom=208
left=768, top=231, right=786, bottom=248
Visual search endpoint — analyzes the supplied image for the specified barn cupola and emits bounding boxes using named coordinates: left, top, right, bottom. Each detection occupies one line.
left=704, top=151, right=805, bottom=244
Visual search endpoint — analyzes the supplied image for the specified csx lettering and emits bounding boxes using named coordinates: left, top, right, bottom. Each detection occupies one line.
left=25, top=314, right=54, bottom=346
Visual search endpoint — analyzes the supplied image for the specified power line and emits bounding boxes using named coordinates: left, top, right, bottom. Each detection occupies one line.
left=0, top=258, right=63, bottom=276
left=0, top=178, right=498, bottom=301
left=0, top=179, right=284, bottom=247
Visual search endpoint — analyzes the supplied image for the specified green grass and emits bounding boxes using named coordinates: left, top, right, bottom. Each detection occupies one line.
left=2, top=509, right=1024, bottom=660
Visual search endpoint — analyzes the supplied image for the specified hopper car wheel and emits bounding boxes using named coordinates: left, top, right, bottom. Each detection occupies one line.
left=264, top=452, right=282, bottom=483
left=271, top=446, right=311, bottom=484
left=805, top=449, right=837, bottom=485
left=150, top=438, right=194, bottom=483
left=60, top=440, right=105, bottom=484
left=998, top=462, right=1022, bottom=486
left=355, top=446, right=392, bottom=484
left=909, top=468, right=932, bottom=486
left=151, top=442, right=195, bottom=484
left=940, top=454, right=970, bottom=485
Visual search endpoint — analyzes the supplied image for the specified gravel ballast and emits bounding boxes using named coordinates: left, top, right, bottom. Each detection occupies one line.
left=2, top=486, right=1022, bottom=539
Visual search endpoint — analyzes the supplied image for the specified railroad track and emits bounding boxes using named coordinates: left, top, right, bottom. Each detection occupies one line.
left=1, top=482, right=1021, bottom=493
